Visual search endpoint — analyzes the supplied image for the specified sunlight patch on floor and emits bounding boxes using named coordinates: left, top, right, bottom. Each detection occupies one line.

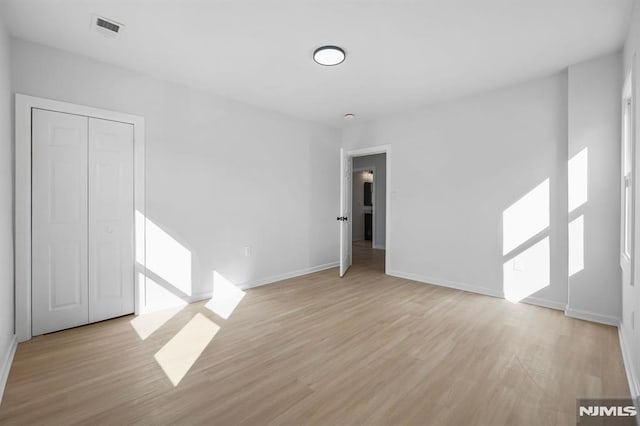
left=130, top=306, right=184, bottom=340
left=154, top=313, right=220, bottom=386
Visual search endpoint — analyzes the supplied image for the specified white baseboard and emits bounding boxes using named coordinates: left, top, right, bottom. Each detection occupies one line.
left=387, top=269, right=568, bottom=312
left=0, top=334, right=18, bottom=404
left=565, top=307, right=620, bottom=326
left=619, top=326, right=640, bottom=400
left=373, top=243, right=385, bottom=250
left=387, top=269, right=503, bottom=299
left=185, top=292, right=214, bottom=304
left=240, top=261, right=339, bottom=290
left=146, top=262, right=341, bottom=307
left=521, top=296, right=566, bottom=311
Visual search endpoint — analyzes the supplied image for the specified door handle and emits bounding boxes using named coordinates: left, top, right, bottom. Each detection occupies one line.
left=336, top=216, right=349, bottom=221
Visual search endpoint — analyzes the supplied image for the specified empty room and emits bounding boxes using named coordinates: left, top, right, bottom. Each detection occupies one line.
left=0, top=0, right=640, bottom=424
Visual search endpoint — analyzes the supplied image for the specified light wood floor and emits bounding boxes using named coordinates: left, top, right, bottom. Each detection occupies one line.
left=0, top=244, right=629, bottom=425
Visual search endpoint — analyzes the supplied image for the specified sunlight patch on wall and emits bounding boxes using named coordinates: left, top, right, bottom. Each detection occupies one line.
left=502, top=179, right=549, bottom=255
left=135, top=211, right=145, bottom=265
left=142, top=213, right=192, bottom=296
left=568, top=215, right=585, bottom=276
left=503, top=237, right=550, bottom=303
left=130, top=306, right=184, bottom=340
left=154, top=313, right=219, bottom=386
left=142, top=272, right=188, bottom=313
left=205, top=271, right=246, bottom=320
left=568, top=148, right=588, bottom=213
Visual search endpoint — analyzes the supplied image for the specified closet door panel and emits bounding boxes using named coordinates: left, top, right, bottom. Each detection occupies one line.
left=32, top=109, right=89, bottom=335
left=88, top=118, right=135, bottom=322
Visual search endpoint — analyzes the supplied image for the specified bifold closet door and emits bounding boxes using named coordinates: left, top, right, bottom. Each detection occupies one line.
left=88, top=118, right=134, bottom=323
left=32, top=109, right=90, bottom=335
left=32, top=110, right=135, bottom=335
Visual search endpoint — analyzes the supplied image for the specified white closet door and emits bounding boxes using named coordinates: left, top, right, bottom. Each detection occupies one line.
left=32, top=109, right=89, bottom=335
left=88, top=118, right=135, bottom=322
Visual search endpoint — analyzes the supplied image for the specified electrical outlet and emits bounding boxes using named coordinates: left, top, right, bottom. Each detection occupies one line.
left=513, top=257, right=523, bottom=272
left=244, top=246, right=252, bottom=257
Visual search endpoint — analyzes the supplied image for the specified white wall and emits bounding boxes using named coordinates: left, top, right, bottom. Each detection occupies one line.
left=353, top=154, right=386, bottom=249
left=566, top=53, right=622, bottom=324
left=622, top=0, right=640, bottom=400
left=10, top=38, right=341, bottom=305
left=343, top=73, right=569, bottom=309
left=0, top=18, right=14, bottom=398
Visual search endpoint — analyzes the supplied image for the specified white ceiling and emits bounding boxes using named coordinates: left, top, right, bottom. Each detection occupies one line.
left=0, top=0, right=633, bottom=127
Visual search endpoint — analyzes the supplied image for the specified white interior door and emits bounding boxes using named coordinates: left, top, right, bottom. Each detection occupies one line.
left=88, top=118, right=135, bottom=322
left=339, top=149, right=353, bottom=277
left=32, top=109, right=89, bottom=335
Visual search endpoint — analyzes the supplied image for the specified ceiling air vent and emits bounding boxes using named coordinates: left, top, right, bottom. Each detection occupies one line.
left=96, top=17, right=120, bottom=33
left=91, top=15, right=124, bottom=38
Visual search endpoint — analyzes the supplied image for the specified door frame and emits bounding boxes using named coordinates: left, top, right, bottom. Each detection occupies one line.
left=621, top=67, right=635, bottom=289
left=343, top=145, right=391, bottom=273
left=353, top=166, right=376, bottom=246
left=15, top=94, right=146, bottom=342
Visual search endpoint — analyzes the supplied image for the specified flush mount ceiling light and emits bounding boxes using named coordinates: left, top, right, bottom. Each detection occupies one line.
left=344, top=113, right=355, bottom=120
left=313, top=46, right=346, bottom=66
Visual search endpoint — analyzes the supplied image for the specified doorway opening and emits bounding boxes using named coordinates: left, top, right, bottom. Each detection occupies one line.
left=352, top=156, right=386, bottom=272
left=339, top=145, right=390, bottom=278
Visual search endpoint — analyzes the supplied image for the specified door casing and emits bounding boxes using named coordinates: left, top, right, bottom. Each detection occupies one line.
left=15, top=94, right=146, bottom=342
left=340, top=145, right=391, bottom=276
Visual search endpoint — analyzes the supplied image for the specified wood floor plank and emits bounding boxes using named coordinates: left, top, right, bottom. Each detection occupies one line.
left=0, top=242, right=630, bottom=425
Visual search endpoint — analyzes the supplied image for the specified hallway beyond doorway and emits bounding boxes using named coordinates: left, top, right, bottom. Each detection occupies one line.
left=352, top=240, right=385, bottom=274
